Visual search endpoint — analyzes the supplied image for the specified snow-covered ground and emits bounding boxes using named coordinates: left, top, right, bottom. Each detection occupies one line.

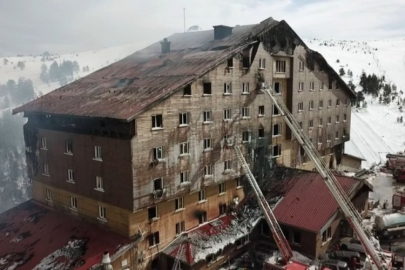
left=306, top=38, right=405, bottom=168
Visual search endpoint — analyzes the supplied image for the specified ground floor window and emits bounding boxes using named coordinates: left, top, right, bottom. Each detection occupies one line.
left=292, top=231, right=301, bottom=244
left=322, top=226, right=332, bottom=243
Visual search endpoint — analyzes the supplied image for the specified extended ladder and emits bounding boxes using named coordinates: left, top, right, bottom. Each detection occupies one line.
left=172, top=242, right=185, bottom=270
left=234, top=145, right=293, bottom=263
left=261, top=87, right=388, bottom=270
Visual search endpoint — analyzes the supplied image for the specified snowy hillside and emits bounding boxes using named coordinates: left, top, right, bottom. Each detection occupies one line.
left=305, top=38, right=405, bottom=168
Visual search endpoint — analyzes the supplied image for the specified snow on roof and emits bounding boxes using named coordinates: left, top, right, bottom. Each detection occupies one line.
left=344, top=140, right=366, bottom=161
left=163, top=207, right=262, bottom=265
left=0, top=200, right=133, bottom=270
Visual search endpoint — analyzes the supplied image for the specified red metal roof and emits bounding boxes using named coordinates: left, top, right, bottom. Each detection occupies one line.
left=272, top=170, right=362, bottom=233
left=0, top=200, right=132, bottom=270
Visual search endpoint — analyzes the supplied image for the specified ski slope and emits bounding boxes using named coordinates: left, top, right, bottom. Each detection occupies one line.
left=306, top=38, right=405, bottom=168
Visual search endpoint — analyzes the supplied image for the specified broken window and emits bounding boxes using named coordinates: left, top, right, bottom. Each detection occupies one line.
left=43, top=163, right=49, bottom=175
left=309, top=100, right=314, bottom=110
left=65, top=140, right=73, bottom=154
left=298, top=102, right=303, bottom=112
left=274, top=82, right=281, bottom=94
left=198, top=189, right=206, bottom=201
left=272, top=144, right=282, bottom=157
left=299, top=61, right=304, bottom=72
left=153, top=178, right=163, bottom=191
left=149, top=231, right=160, bottom=247
left=175, top=221, right=185, bottom=235
left=41, top=137, right=47, bottom=149
left=96, top=176, right=103, bottom=191
left=227, top=58, right=233, bottom=68
left=309, top=120, right=314, bottom=129
left=309, top=82, right=315, bottom=91
left=46, top=188, right=52, bottom=201
left=180, top=171, right=189, bottom=183
left=67, top=169, right=74, bottom=182
left=219, top=203, right=227, bottom=215
left=183, top=85, right=191, bottom=96
left=203, top=138, right=212, bottom=150
left=242, top=131, right=250, bottom=142
left=273, top=123, right=281, bottom=136
left=292, top=231, right=301, bottom=244
left=153, top=146, right=163, bottom=160
left=148, top=206, right=158, bottom=220
left=94, top=146, right=102, bottom=160
left=259, top=58, right=266, bottom=69
left=223, top=109, right=231, bottom=120
left=218, top=182, right=226, bottom=193
left=298, top=82, right=304, bottom=91
left=175, top=197, right=184, bottom=210
left=242, top=107, right=250, bottom=118
left=199, top=211, right=207, bottom=224
left=179, top=112, right=189, bottom=126
left=242, top=82, right=249, bottom=94
left=203, top=110, right=212, bottom=123
left=70, top=197, right=77, bottom=209
left=204, top=165, right=213, bottom=177
left=258, top=128, right=265, bottom=138
left=322, top=227, right=332, bottom=243
left=224, top=160, right=231, bottom=171
left=258, top=106, right=265, bottom=116
left=273, top=105, right=279, bottom=115
left=179, top=142, right=189, bottom=155
left=276, top=60, right=286, bottom=73
left=99, top=206, right=107, bottom=219
left=224, top=83, right=232, bottom=94
left=152, top=114, right=163, bottom=129
left=203, top=82, right=212, bottom=95
left=319, top=100, right=323, bottom=109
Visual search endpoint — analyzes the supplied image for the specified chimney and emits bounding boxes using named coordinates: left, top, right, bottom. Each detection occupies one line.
left=213, top=25, right=233, bottom=40
left=102, top=251, right=113, bottom=270
left=160, top=38, right=171, bottom=54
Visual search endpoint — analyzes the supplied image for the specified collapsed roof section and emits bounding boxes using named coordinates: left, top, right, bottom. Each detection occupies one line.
left=13, top=17, right=355, bottom=121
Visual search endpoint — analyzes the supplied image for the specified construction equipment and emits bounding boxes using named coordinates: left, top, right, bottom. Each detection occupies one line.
left=261, top=86, right=390, bottom=270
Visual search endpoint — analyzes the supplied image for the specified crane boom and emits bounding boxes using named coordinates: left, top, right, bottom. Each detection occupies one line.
left=261, top=87, right=388, bottom=270
left=233, top=145, right=293, bottom=262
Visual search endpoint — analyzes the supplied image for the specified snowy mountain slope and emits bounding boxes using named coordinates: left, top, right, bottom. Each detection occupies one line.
left=306, top=38, right=405, bottom=168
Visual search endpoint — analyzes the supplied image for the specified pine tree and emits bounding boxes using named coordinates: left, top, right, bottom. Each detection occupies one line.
left=339, top=67, right=345, bottom=76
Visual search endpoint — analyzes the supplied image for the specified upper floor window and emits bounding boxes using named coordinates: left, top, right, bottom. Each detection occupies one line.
left=309, top=82, right=315, bottom=91
left=242, top=131, right=250, bottom=142
left=153, top=177, right=163, bottom=191
left=259, top=58, right=266, bottom=69
left=272, top=123, right=282, bottom=137
left=272, top=144, right=282, bottom=157
left=274, top=82, right=282, bottom=94
left=224, top=160, right=232, bottom=171
left=204, top=138, right=212, bottom=151
left=336, top=99, right=340, bottom=107
left=242, top=82, right=249, bottom=94
left=298, top=102, right=304, bottom=112
left=309, top=100, right=314, bottom=111
left=227, top=58, right=233, bottom=68
left=199, top=211, right=207, bottom=224
left=242, top=107, right=250, bottom=118
left=152, top=114, right=163, bottom=129
left=149, top=231, right=160, bottom=247
left=276, top=60, right=286, bottom=73
left=43, top=163, right=50, bottom=176
left=223, top=109, right=231, bottom=121
left=298, top=82, right=304, bottom=91
left=218, top=182, right=226, bottom=193
left=299, top=61, right=304, bottom=72
left=96, top=176, right=104, bottom=191
left=70, top=196, right=78, bottom=210
left=41, top=137, right=47, bottom=150
left=335, top=131, right=339, bottom=139
left=198, top=189, right=206, bottom=202
left=322, top=227, right=332, bottom=243
left=328, top=116, right=332, bottom=125
left=343, top=129, right=347, bottom=137
left=204, top=165, right=213, bottom=177
left=179, top=112, right=189, bottom=126
left=329, top=80, right=333, bottom=90
left=258, top=128, right=265, bottom=138
left=99, top=206, right=107, bottom=220
left=320, top=82, right=325, bottom=90
left=67, top=169, right=74, bottom=183
left=309, top=120, right=314, bottom=129
left=153, top=146, right=164, bottom=160
left=180, top=171, right=190, bottom=183
left=319, top=118, right=323, bottom=126
left=328, top=99, right=332, bottom=107
left=319, top=100, right=324, bottom=109
left=175, top=197, right=184, bottom=210
left=65, top=140, right=73, bottom=154
left=336, top=115, right=340, bottom=123
left=203, top=82, right=212, bottom=95
left=273, top=105, right=280, bottom=116
left=183, top=85, right=191, bottom=96
left=94, top=146, right=102, bottom=160
left=176, top=221, right=185, bottom=235
left=258, top=106, right=265, bottom=116
left=292, top=231, right=301, bottom=244
left=344, top=114, right=347, bottom=121
left=224, top=83, right=232, bottom=95
left=203, top=110, right=212, bottom=123
left=148, top=206, right=158, bottom=220
left=46, top=188, right=52, bottom=201
left=179, top=142, right=189, bottom=156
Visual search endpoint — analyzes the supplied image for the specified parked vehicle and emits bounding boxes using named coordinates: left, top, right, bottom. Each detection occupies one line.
left=392, top=192, right=405, bottom=210
left=321, top=259, right=349, bottom=270
left=393, top=168, right=405, bottom=182
left=386, top=154, right=405, bottom=170
left=328, top=250, right=361, bottom=264
left=339, top=238, right=364, bottom=253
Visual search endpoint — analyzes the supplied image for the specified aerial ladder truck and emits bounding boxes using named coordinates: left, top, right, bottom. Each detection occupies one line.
left=254, top=86, right=391, bottom=270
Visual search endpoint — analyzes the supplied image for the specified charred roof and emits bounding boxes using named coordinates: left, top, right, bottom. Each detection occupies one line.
left=13, top=17, right=354, bottom=121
